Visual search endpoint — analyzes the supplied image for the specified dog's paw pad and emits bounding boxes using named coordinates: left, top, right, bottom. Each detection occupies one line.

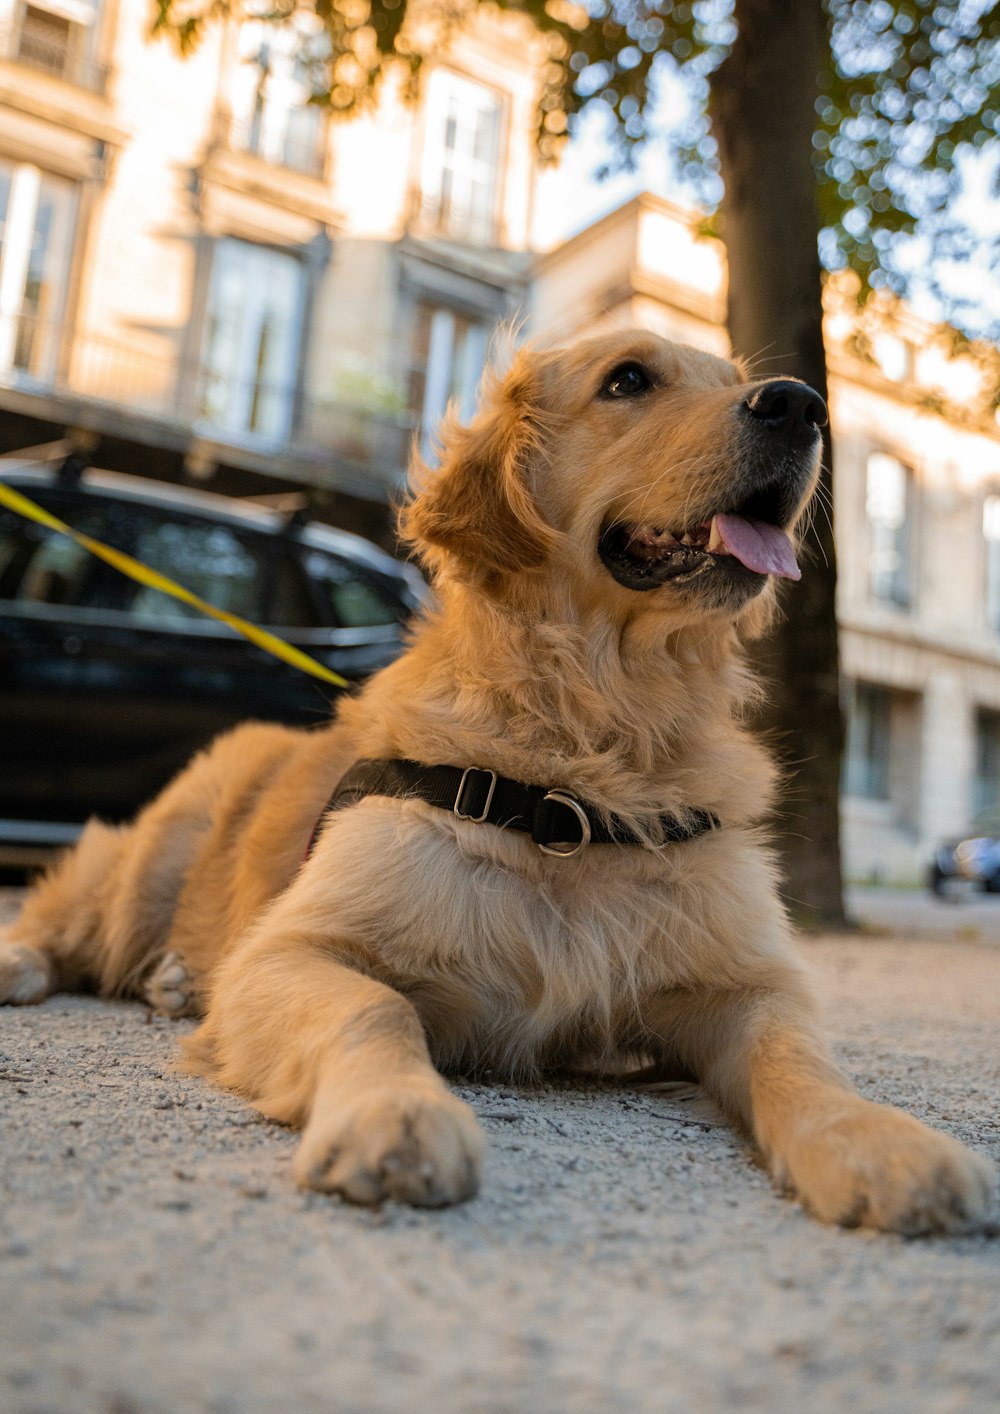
left=0, top=943, right=54, bottom=1005
left=145, top=951, right=197, bottom=1017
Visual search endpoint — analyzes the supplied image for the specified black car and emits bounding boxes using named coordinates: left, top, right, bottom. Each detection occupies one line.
left=0, top=463, right=423, bottom=856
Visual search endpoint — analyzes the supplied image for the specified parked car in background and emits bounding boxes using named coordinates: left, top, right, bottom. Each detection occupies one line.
left=928, top=816, right=1000, bottom=896
left=0, top=462, right=424, bottom=859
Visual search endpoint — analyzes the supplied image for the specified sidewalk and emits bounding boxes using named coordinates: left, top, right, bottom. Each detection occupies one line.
left=1, top=891, right=998, bottom=1413
left=847, top=885, right=1000, bottom=939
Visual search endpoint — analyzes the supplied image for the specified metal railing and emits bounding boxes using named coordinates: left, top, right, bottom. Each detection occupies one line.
left=3, top=5, right=109, bottom=94
left=0, top=315, right=417, bottom=479
left=228, top=112, right=327, bottom=180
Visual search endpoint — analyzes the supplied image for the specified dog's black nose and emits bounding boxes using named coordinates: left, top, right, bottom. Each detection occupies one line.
left=744, top=379, right=828, bottom=436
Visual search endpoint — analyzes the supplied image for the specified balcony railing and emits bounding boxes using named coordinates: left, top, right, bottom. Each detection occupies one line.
left=0, top=316, right=416, bottom=484
left=3, top=4, right=109, bottom=95
left=228, top=112, right=327, bottom=180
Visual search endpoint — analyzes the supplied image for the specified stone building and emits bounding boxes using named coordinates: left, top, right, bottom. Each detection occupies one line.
left=535, top=194, right=1000, bottom=883
left=0, top=0, right=543, bottom=536
left=1, top=0, right=998, bottom=881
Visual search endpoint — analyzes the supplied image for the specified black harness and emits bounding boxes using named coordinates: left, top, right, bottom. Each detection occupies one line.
left=304, top=758, right=720, bottom=860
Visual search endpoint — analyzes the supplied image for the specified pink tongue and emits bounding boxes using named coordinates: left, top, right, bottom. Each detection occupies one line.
left=714, top=514, right=800, bottom=581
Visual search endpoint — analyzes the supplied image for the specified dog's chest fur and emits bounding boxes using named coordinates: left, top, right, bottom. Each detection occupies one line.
left=297, top=797, right=764, bottom=1078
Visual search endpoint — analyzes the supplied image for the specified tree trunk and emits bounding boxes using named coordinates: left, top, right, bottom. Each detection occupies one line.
left=711, top=0, right=847, bottom=927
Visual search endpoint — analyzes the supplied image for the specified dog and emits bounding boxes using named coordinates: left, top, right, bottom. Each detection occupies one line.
left=1, top=329, right=993, bottom=1232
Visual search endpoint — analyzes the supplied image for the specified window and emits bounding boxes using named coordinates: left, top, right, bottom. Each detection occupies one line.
left=0, top=499, right=122, bottom=608
left=872, top=333, right=913, bottom=384
left=420, top=71, right=503, bottom=244
left=0, top=492, right=320, bottom=627
left=411, top=303, right=489, bottom=459
left=197, top=238, right=306, bottom=442
left=230, top=20, right=327, bottom=177
left=974, top=709, right=1000, bottom=820
left=844, top=682, right=892, bottom=800
left=302, top=549, right=401, bottom=628
left=984, top=495, right=1000, bottom=632
left=14, top=0, right=103, bottom=89
left=866, top=452, right=913, bottom=608
left=0, top=162, right=76, bottom=383
left=129, top=520, right=265, bottom=622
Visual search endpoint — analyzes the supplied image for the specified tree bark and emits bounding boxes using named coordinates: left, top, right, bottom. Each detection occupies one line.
left=711, top=0, right=847, bottom=927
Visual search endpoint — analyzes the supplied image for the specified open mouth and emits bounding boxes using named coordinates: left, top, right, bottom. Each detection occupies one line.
left=599, top=483, right=801, bottom=592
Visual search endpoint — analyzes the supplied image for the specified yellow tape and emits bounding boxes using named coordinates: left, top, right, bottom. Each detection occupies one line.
left=0, top=479, right=349, bottom=688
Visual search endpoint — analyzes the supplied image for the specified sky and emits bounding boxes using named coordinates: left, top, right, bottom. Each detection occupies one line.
left=532, top=79, right=1000, bottom=346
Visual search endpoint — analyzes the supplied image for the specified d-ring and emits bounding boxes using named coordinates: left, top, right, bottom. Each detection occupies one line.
left=537, top=791, right=592, bottom=857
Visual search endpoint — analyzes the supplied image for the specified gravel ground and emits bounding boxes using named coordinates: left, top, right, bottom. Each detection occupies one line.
left=1, top=887, right=998, bottom=1414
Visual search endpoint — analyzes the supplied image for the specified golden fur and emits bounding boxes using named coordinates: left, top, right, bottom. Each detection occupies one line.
left=1, top=329, right=993, bottom=1230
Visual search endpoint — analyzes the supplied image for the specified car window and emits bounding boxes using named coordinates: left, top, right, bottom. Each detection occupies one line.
left=302, top=548, right=402, bottom=628
left=0, top=517, right=33, bottom=595
left=0, top=501, right=120, bottom=607
left=129, top=518, right=267, bottom=623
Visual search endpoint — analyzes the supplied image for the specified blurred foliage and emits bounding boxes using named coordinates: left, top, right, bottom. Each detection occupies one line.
left=152, top=0, right=1000, bottom=340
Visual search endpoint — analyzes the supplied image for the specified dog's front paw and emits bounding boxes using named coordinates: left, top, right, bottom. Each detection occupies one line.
left=294, top=1081, right=485, bottom=1208
left=0, top=942, right=54, bottom=1005
left=776, top=1099, right=995, bottom=1235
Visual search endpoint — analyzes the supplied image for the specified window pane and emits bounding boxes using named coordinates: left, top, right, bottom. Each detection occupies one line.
left=0, top=167, right=75, bottom=380
left=412, top=301, right=490, bottom=457
left=129, top=518, right=266, bottom=621
left=231, top=19, right=326, bottom=175
left=866, top=453, right=912, bottom=608
left=3, top=502, right=115, bottom=608
left=844, top=683, right=891, bottom=799
left=421, top=71, right=503, bottom=243
left=17, top=530, right=93, bottom=606
left=303, top=549, right=399, bottom=627
left=974, top=710, right=1000, bottom=819
left=984, top=496, right=1000, bottom=632
left=0, top=165, right=12, bottom=264
left=199, top=238, right=305, bottom=441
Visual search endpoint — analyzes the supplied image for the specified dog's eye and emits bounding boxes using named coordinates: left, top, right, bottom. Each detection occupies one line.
left=600, top=363, right=652, bottom=399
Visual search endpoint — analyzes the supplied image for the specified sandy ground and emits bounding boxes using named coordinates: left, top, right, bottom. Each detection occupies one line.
left=1, top=887, right=998, bottom=1414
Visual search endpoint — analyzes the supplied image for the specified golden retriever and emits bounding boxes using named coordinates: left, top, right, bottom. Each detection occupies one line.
left=1, top=329, right=993, bottom=1232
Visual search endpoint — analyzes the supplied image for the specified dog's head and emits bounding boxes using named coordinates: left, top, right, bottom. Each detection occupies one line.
left=402, top=329, right=824, bottom=631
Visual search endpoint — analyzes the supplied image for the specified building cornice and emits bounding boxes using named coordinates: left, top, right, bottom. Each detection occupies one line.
left=0, top=64, right=127, bottom=151
left=841, top=615, right=1000, bottom=674
left=195, top=146, right=340, bottom=230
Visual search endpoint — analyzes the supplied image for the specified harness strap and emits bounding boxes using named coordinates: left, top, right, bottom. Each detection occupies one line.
left=305, top=758, right=720, bottom=860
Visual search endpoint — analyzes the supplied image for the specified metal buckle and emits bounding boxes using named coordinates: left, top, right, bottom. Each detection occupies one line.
left=537, top=791, right=592, bottom=858
left=453, top=766, right=497, bottom=823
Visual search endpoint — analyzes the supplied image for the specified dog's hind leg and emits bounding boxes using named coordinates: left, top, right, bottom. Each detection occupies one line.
left=0, top=818, right=130, bottom=1004
left=1, top=795, right=208, bottom=1008
left=143, top=950, right=198, bottom=1017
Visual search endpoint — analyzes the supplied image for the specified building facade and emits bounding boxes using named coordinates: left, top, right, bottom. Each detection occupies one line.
left=535, top=195, right=1000, bottom=885
left=1, top=0, right=998, bottom=881
left=0, top=0, right=543, bottom=533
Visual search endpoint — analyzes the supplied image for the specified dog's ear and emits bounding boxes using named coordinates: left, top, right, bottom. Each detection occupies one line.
left=400, top=352, right=556, bottom=589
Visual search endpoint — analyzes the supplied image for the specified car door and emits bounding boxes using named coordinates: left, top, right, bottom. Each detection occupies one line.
left=0, top=486, right=141, bottom=833
left=292, top=540, right=412, bottom=681
left=0, top=487, right=335, bottom=828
